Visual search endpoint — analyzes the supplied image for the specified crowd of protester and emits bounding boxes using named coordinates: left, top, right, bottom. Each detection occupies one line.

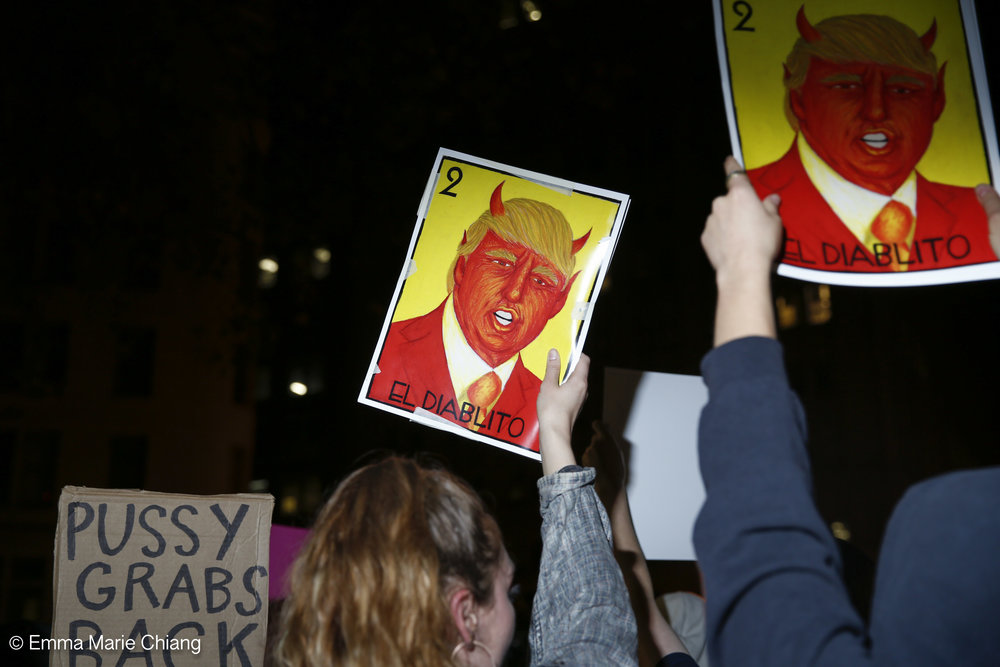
left=270, top=160, right=1000, bottom=665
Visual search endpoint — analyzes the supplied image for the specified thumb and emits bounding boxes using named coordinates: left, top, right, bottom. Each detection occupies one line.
left=762, top=192, right=782, bottom=217
left=543, top=348, right=561, bottom=386
left=976, top=183, right=1000, bottom=216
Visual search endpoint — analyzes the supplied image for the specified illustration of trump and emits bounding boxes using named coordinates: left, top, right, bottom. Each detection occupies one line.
left=367, top=183, right=589, bottom=451
left=750, top=7, right=997, bottom=272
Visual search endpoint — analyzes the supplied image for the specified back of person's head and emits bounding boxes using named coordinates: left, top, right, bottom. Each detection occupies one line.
left=276, top=457, right=504, bottom=667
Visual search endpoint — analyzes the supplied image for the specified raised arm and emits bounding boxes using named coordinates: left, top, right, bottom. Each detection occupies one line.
left=693, top=158, right=871, bottom=667
left=701, top=156, right=782, bottom=346
left=584, top=423, right=694, bottom=667
left=536, top=349, right=589, bottom=476
left=530, top=349, right=639, bottom=666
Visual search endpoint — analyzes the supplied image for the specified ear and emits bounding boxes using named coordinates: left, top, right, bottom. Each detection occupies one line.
left=453, top=255, right=467, bottom=288
left=549, top=271, right=579, bottom=319
left=933, top=62, right=947, bottom=121
left=449, top=587, right=476, bottom=645
left=789, top=86, right=806, bottom=126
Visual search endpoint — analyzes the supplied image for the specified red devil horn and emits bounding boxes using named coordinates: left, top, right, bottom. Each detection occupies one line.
left=571, top=229, right=591, bottom=255
left=920, top=19, right=937, bottom=52
left=796, top=6, right=822, bottom=43
left=490, top=182, right=506, bottom=217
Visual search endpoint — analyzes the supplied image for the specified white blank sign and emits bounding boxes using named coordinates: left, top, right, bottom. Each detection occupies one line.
left=603, top=368, right=708, bottom=561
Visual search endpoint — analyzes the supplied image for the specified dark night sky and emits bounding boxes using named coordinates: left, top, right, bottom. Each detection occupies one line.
left=4, top=0, right=1000, bottom=634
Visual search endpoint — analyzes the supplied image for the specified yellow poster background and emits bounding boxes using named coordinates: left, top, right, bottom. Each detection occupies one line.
left=723, top=0, right=990, bottom=186
left=391, top=158, right=620, bottom=380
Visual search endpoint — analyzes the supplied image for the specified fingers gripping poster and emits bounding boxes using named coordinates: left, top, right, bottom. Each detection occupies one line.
left=359, top=149, right=628, bottom=459
left=714, top=0, right=1000, bottom=286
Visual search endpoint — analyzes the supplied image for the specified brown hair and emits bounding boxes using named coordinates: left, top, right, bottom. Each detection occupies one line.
left=783, top=13, right=940, bottom=129
left=276, top=457, right=504, bottom=667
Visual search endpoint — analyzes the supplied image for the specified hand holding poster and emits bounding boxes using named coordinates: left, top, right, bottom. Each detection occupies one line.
left=50, top=487, right=273, bottom=666
left=359, top=149, right=628, bottom=459
left=714, top=0, right=1000, bottom=286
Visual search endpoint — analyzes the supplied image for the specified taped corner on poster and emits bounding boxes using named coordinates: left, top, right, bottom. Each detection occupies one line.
left=571, top=302, right=591, bottom=320
left=412, top=407, right=468, bottom=432
left=521, top=175, right=574, bottom=197
left=404, top=259, right=418, bottom=280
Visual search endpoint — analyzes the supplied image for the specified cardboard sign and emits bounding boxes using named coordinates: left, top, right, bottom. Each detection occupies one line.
left=603, top=368, right=707, bottom=561
left=714, top=0, right=1000, bottom=286
left=50, top=487, right=273, bottom=666
left=359, top=148, right=629, bottom=459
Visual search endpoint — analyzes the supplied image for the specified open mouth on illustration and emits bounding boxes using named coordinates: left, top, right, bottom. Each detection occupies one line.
left=861, top=132, right=889, bottom=150
left=494, top=310, right=513, bottom=327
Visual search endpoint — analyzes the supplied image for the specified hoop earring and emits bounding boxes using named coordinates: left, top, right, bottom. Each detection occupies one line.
left=450, top=639, right=497, bottom=667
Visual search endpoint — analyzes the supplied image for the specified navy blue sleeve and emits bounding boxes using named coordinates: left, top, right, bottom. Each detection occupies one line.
left=655, top=652, right=699, bottom=667
left=692, top=337, right=870, bottom=667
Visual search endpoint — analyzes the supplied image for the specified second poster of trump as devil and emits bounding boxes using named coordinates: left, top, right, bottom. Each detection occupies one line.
left=715, top=0, right=1000, bottom=286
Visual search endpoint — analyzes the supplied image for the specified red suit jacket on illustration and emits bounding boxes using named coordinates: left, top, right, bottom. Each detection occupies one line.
left=367, top=301, right=541, bottom=452
left=749, top=145, right=997, bottom=272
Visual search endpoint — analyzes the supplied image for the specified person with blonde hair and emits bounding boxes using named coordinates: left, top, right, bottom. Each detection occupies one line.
left=276, top=456, right=513, bottom=666
left=280, top=348, right=702, bottom=666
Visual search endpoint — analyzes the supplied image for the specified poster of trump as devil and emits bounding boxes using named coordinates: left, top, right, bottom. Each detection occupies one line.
left=715, top=0, right=1000, bottom=286
left=359, top=148, right=629, bottom=459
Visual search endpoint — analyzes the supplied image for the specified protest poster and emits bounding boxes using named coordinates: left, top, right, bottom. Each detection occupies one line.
left=48, top=487, right=273, bottom=666
left=359, top=148, right=629, bottom=460
left=603, top=368, right=707, bottom=561
left=268, top=524, right=309, bottom=600
left=714, top=0, right=1000, bottom=286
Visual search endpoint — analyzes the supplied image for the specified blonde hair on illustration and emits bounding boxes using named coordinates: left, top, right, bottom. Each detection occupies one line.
left=446, top=198, right=577, bottom=292
left=783, top=12, right=940, bottom=130
left=276, top=457, right=504, bottom=667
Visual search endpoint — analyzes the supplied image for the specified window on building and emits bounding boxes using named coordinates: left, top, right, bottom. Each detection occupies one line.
left=233, top=344, right=250, bottom=405
left=0, top=430, right=14, bottom=505
left=109, top=435, right=148, bottom=489
left=1, top=556, right=50, bottom=622
left=112, top=326, right=156, bottom=397
left=120, top=234, right=162, bottom=291
left=39, top=217, right=76, bottom=285
left=14, top=430, right=60, bottom=508
left=0, top=323, right=24, bottom=392
left=24, top=323, right=69, bottom=396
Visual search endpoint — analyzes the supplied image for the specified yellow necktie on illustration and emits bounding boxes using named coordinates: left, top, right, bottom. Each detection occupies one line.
left=462, top=371, right=501, bottom=431
left=459, top=371, right=503, bottom=431
left=466, top=371, right=501, bottom=407
left=869, top=200, right=914, bottom=272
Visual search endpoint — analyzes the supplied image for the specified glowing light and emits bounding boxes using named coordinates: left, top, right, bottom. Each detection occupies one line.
left=831, top=521, right=851, bottom=541
left=522, top=1, right=542, bottom=21
left=313, top=247, right=331, bottom=263
left=258, top=257, right=279, bottom=273
left=806, top=284, right=832, bottom=325
left=289, top=382, right=308, bottom=396
left=776, top=296, right=798, bottom=329
left=281, top=495, right=298, bottom=514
